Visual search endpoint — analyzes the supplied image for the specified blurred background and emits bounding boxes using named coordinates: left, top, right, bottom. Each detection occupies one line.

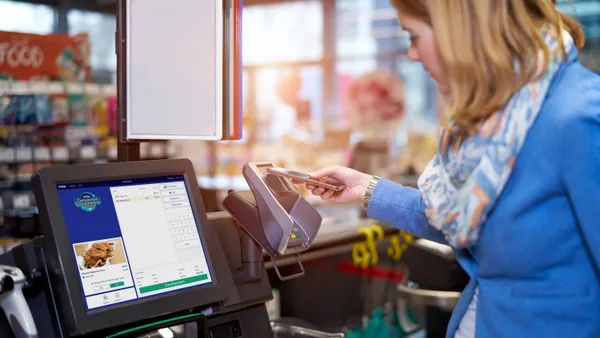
left=0, top=1, right=599, bottom=336
left=1, top=0, right=599, bottom=231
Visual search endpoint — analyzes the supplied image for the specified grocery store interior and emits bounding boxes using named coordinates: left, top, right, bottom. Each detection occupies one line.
left=0, top=0, right=599, bottom=337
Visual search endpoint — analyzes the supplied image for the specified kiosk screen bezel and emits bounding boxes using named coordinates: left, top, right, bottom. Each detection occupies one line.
left=33, top=159, right=229, bottom=336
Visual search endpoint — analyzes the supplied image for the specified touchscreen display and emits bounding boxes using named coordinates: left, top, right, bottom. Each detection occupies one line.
left=57, top=175, right=213, bottom=311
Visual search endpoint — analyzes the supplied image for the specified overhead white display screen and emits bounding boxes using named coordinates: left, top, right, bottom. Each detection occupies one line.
left=125, top=0, right=223, bottom=140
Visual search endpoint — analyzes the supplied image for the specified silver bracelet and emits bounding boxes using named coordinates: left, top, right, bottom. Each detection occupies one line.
left=363, top=175, right=380, bottom=208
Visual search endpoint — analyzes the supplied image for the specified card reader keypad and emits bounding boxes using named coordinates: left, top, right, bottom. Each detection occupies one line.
left=290, top=226, right=302, bottom=240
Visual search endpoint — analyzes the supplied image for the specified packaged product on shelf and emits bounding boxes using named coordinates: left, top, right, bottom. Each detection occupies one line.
left=0, top=125, right=7, bottom=147
left=91, top=96, right=109, bottom=137
left=0, top=99, right=17, bottom=126
left=2, top=128, right=17, bottom=147
left=15, top=162, right=35, bottom=177
left=64, top=125, right=96, bottom=149
left=1, top=94, right=16, bottom=125
left=50, top=94, right=69, bottom=123
left=35, top=123, right=59, bottom=149
left=34, top=94, right=52, bottom=124
left=12, top=128, right=35, bottom=163
left=68, top=94, right=89, bottom=126
left=16, top=94, right=36, bottom=124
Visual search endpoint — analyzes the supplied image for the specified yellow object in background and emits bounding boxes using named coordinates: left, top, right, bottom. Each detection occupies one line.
left=387, top=230, right=414, bottom=262
left=352, top=241, right=371, bottom=269
left=353, top=225, right=416, bottom=268
left=352, top=227, right=375, bottom=268
left=401, top=231, right=414, bottom=245
left=368, top=224, right=384, bottom=266
left=387, top=235, right=403, bottom=261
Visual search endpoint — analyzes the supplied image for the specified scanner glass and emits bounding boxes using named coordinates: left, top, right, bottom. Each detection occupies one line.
left=56, top=175, right=213, bottom=311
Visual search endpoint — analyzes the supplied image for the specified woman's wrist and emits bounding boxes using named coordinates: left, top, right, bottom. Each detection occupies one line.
left=355, top=174, right=372, bottom=201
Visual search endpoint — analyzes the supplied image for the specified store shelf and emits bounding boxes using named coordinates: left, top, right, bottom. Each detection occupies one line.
left=0, top=143, right=178, bottom=165
left=0, top=80, right=116, bottom=96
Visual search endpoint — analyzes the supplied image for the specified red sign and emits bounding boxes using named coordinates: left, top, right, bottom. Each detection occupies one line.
left=0, top=31, right=90, bottom=81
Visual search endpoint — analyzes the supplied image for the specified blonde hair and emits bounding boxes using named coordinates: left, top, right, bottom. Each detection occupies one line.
left=391, top=0, right=585, bottom=131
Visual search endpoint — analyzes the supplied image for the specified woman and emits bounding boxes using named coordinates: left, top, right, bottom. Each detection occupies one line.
left=302, top=1, right=600, bottom=337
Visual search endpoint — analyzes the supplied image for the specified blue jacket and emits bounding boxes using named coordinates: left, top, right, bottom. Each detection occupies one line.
left=368, top=47, right=600, bottom=338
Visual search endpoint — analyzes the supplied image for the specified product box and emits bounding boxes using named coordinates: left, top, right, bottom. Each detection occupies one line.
left=68, top=94, right=89, bottom=126
left=1, top=94, right=16, bottom=125
left=50, top=94, right=69, bottom=123
left=91, top=97, right=109, bottom=137
left=34, top=94, right=52, bottom=124
left=16, top=94, right=36, bottom=124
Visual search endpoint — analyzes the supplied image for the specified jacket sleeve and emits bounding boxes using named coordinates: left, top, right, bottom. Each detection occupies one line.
left=366, top=178, right=447, bottom=244
left=560, top=96, right=600, bottom=272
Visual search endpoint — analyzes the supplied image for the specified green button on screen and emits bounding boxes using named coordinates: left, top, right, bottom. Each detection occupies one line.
left=110, top=281, right=125, bottom=288
left=139, top=274, right=209, bottom=294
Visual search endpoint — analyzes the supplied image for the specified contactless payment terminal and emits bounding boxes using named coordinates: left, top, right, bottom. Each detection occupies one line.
left=56, top=175, right=213, bottom=311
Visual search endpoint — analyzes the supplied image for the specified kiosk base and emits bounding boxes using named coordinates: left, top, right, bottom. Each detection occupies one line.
left=0, top=213, right=275, bottom=338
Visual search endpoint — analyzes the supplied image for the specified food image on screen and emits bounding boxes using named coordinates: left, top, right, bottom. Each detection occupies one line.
left=74, top=239, right=126, bottom=270
left=85, top=242, right=114, bottom=268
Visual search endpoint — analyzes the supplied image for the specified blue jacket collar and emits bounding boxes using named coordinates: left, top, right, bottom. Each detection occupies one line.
left=565, top=43, right=579, bottom=64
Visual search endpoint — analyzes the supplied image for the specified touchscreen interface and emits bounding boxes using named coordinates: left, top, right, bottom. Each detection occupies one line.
left=56, top=175, right=213, bottom=311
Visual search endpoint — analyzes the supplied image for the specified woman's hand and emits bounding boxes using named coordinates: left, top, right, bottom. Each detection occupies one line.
left=300, top=166, right=372, bottom=203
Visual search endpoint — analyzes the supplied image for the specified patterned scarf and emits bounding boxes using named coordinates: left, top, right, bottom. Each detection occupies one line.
left=418, top=28, right=574, bottom=248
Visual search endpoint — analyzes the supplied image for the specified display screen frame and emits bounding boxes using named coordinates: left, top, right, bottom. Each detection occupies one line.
left=58, top=174, right=215, bottom=312
left=33, top=159, right=230, bottom=336
left=120, top=0, right=225, bottom=141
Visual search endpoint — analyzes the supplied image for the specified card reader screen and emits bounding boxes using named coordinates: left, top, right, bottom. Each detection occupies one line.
left=56, top=175, right=213, bottom=311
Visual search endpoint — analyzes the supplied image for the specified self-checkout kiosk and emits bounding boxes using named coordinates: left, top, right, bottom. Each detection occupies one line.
left=0, top=0, right=333, bottom=336
left=0, top=157, right=326, bottom=338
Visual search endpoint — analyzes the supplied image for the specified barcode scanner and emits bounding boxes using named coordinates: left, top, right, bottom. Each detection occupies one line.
left=0, top=265, right=38, bottom=338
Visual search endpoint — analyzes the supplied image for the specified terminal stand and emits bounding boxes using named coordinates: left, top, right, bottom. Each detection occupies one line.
left=232, top=222, right=263, bottom=283
left=223, top=162, right=323, bottom=281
